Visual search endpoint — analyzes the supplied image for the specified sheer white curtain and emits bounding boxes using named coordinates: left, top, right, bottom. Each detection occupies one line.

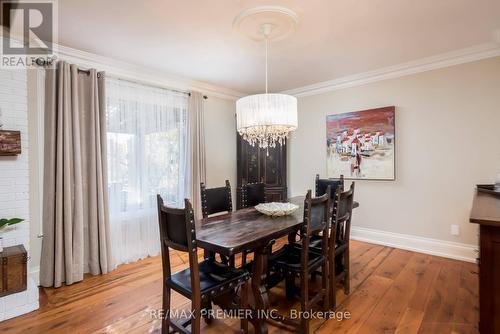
left=106, top=78, right=189, bottom=267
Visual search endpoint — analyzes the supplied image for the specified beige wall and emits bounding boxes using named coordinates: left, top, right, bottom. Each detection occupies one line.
left=289, top=57, right=500, bottom=245
left=204, top=96, right=237, bottom=202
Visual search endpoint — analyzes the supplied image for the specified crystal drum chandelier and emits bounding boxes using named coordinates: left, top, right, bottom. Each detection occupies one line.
left=236, top=23, right=298, bottom=149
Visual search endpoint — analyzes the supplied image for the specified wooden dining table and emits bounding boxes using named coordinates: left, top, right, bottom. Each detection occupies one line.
left=197, top=196, right=359, bottom=334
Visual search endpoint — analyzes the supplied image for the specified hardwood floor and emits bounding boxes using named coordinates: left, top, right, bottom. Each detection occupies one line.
left=0, top=240, right=478, bottom=334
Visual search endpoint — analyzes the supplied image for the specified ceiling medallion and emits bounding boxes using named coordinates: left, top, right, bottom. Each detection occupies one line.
left=232, top=6, right=299, bottom=41
left=234, top=7, right=299, bottom=150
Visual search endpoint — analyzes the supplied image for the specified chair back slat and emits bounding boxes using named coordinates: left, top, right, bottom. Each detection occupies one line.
left=200, top=180, right=232, bottom=218
left=302, top=187, right=331, bottom=244
left=157, top=195, right=189, bottom=252
left=242, top=182, right=266, bottom=207
left=315, top=174, right=344, bottom=200
left=332, top=183, right=355, bottom=244
left=157, top=195, right=200, bottom=280
left=298, top=188, right=331, bottom=277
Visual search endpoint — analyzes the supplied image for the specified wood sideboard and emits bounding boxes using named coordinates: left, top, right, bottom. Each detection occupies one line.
left=470, top=190, right=500, bottom=333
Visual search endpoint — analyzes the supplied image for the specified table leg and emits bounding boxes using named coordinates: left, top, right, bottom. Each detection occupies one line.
left=251, top=245, right=269, bottom=334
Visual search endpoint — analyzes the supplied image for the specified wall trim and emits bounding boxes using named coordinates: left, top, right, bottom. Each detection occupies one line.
left=351, top=226, right=477, bottom=263
left=0, top=30, right=244, bottom=100
left=281, top=42, right=500, bottom=97
left=3, top=269, right=39, bottom=320
left=55, top=44, right=245, bottom=101
left=29, top=266, right=40, bottom=286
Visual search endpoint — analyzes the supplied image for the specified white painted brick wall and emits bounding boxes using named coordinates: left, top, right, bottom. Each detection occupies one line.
left=0, top=69, right=39, bottom=321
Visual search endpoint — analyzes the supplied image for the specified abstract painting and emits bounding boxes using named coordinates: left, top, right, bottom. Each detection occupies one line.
left=326, top=106, right=395, bottom=180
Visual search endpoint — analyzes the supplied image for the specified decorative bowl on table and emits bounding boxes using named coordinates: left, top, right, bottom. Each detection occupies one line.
left=255, top=202, right=299, bottom=217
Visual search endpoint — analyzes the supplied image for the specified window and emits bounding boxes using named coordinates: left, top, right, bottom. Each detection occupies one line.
left=106, top=77, right=188, bottom=266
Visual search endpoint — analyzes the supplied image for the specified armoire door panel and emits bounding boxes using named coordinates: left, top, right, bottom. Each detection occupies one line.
left=264, top=146, right=280, bottom=186
left=247, top=144, right=260, bottom=183
left=237, top=134, right=287, bottom=208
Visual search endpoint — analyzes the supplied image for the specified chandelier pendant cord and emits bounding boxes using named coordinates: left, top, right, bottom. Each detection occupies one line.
left=265, top=36, right=269, bottom=156
left=235, top=21, right=297, bottom=150
left=265, top=36, right=269, bottom=94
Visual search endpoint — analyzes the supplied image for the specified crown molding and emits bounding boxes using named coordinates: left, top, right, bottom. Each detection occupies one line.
left=54, top=44, right=245, bottom=100
left=282, top=42, right=500, bottom=97
left=0, top=30, right=245, bottom=100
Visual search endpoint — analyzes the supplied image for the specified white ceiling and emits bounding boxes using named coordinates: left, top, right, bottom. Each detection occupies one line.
left=58, top=0, right=500, bottom=94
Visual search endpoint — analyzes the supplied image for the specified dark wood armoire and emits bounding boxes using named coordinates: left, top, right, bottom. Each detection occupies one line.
left=236, top=134, right=287, bottom=209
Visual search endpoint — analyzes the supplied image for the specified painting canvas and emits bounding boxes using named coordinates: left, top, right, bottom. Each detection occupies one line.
left=326, top=106, right=395, bottom=180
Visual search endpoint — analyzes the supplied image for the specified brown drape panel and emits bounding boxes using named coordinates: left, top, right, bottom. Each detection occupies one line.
left=40, top=61, right=112, bottom=288
left=187, top=91, right=206, bottom=218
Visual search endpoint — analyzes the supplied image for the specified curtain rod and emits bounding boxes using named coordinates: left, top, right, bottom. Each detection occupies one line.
left=111, top=77, right=208, bottom=100
left=36, top=57, right=208, bottom=100
left=84, top=70, right=208, bottom=99
left=37, top=57, right=208, bottom=99
left=188, top=92, right=208, bottom=99
left=105, top=74, right=208, bottom=99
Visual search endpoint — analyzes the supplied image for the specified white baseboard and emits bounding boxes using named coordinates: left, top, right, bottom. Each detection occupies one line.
left=0, top=274, right=40, bottom=322
left=351, top=226, right=477, bottom=263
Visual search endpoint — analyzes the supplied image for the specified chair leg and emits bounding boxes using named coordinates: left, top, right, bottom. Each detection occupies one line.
left=285, top=275, right=295, bottom=300
left=192, top=299, right=202, bottom=334
left=162, top=285, right=171, bottom=334
left=329, top=256, right=336, bottom=310
left=322, top=262, right=329, bottom=310
left=240, top=282, right=249, bottom=334
left=242, top=250, right=247, bottom=266
left=300, top=272, right=310, bottom=334
left=201, top=300, right=213, bottom=324
left=301, top=316, right=310, bottom=334
left=343, top=249, right=350, bottom=295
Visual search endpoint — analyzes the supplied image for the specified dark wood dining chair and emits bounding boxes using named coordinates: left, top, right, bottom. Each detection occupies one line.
left=200, top=180, right=234, bottom=266
left=288, top=174, right=343, bottom=249
left=315, top=174, right=344, bottom=199
left=240, top=181, right=267, bottom=266
left=241, top=181, right=266, bottom=208
left=309, top=183, right=355, bottom=308
left=328, top=182, right=355, bottom=308
left=157, top=195, right=250, bottom=334
left=266, top=188, right=331, bottom=334
left=200, top=180, right=232, bottom=218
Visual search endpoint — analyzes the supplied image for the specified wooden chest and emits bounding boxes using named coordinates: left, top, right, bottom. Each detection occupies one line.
left=0, top=245, right=27, bottom=297
left=0, top=130, right=22, bottom=156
